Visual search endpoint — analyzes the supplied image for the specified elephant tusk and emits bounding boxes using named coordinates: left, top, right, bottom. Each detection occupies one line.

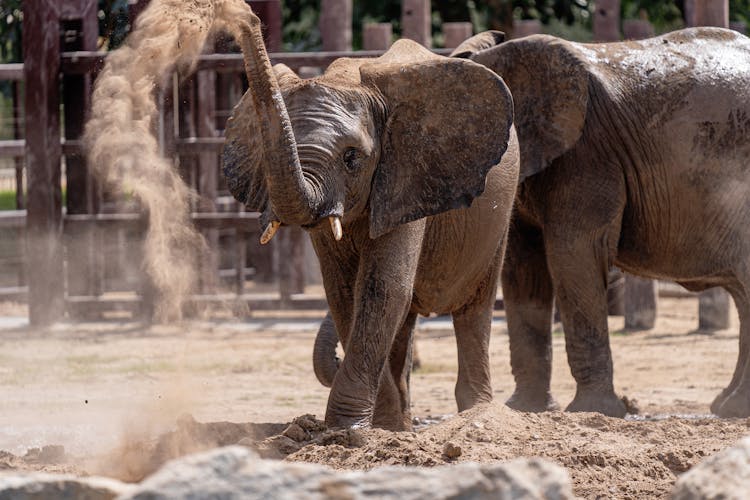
left=259, top=220, right=280, bottom=245
left=329, top=216, right=343, bottom=241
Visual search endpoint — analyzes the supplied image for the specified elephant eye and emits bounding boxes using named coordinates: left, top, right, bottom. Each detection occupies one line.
left=343, top=147, right=360, bottom=172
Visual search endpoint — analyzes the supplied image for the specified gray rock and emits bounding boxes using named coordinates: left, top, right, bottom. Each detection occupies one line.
left=122, top=446, right=574, bottom=499
left=672, top=436, right=750, bottom=500
left=0, top=472, right=132, bottom=500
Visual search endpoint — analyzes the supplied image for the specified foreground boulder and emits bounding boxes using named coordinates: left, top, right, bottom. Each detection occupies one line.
left=672, top=436, right=750, bottom=499
left=123, top=446, right=574, bottom=499
left=0, top=472, right=132, bottom=499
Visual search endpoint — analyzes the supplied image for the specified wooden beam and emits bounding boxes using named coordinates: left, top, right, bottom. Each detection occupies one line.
left=0, top=64, right=24, bottom=81
left=59, top=50, right=452, bottom=75
left=24, top=0, right=65, bottom=325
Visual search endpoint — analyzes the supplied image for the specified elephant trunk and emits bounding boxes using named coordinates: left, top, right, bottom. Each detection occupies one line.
left=313, top=312, right=340, bottom=388
left=231, top=11, right=320, bottom=227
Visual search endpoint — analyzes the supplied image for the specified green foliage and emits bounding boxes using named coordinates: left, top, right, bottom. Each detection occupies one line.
left=0, top=0, right=22, bottom=63
left=98, top=0, right=131, bottom=51
left=282, top=1, right=322, bottom=51
left=0, top=191, right=17, bottom=211
left=621, top=0, right=683, bottom=32
left=730, top=0, right=750, bottom=24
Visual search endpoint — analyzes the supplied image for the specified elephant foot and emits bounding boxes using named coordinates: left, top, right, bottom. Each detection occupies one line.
left=505, top=389, right=560, bottom=413
left=324, top=412, right=372, bottom=430
left=372, top=412, right=412, bottom=431
left=566, top=388, right=627, bottom=417
left=713, top=389, right=750, bottom=418
left=710, top=388, right=731, bottom=415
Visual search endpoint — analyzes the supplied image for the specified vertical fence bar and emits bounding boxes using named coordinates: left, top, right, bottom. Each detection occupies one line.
left=442, top=22, right=472, bottom=49
left=320, top=0, right=352, bottom=51
left=402, top=0, right=432, bottom=47
left=196, top=46, right=219, bottom=295
left=692, top=0, right=732, bottom=330
left=63, top=3, right=98, bottom=305
left=24, top=0, right=64, bottom=325
left=593, top=0, right=621, bottom=42
left=363, top=23, right=392, bottom=50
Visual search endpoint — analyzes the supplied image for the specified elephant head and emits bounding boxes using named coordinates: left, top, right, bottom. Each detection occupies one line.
left=222, top=38, right=514, bottom=242
left=455, top=32, right=591, bottom=183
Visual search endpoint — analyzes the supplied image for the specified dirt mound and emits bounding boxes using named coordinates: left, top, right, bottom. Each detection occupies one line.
left=0, top=445, right=78, bottom=475
left=2, top=405, right=749, bottom=498
left=274, top=403, right=750, bottom=499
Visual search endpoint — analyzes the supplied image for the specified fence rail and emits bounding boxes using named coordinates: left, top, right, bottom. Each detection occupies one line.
left=0, top=0, right=453, bottom=323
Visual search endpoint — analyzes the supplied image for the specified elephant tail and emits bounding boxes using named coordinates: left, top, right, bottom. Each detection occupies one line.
left=313, top=312, right=340, bottom=388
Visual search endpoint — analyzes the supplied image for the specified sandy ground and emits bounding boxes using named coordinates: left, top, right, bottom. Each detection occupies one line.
left=1, top=296, right=749, bottom=498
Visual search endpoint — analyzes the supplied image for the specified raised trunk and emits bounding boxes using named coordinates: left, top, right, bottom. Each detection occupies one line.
left=231, top=11, right=320, bottom=225
left=313, top=312, right=340, bottom=388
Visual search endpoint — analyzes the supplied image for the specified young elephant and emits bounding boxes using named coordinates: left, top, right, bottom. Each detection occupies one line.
left=458, top=27, right=750, bottom=418
left=223, top=38, right=519, bottom=429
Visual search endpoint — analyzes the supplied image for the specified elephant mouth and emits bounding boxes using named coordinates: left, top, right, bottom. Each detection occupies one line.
left=260, top=209, right=344, bottom=245
left=302, top=212, right=344, bottom=241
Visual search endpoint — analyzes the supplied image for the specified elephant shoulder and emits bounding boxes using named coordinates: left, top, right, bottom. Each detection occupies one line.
left=471, top=35, right=592, bottom=182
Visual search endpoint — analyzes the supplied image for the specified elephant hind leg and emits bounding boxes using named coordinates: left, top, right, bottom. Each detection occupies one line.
left=502, top=219, right=559, bottom=412
left=546, top=229, right=626, bottom=418
left=372, top=311, right=417, bottom=431
left=712, top=282, right=750, bottom=417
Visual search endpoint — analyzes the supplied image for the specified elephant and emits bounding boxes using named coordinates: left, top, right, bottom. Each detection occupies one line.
left=308, top=39, right=511, bottom=390
left=222, top=32, right=520, bottom=429
left=454, top=27, right=750, bottom=418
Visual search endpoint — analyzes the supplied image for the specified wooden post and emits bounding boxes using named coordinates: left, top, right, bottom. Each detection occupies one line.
left=363, top=23, right=393, bottom=50
left=62, top=1, right=99, bottom=303
left=593, top=0, right=621, bottom=42
left=622, top=19, right=654, bottom=39
left=320, top=0, right=352, bottom=51
left=248, top=0, right=282, bottom=52
left=24, top=0, right=64, bottom=325
left=689, top=0, right=732, bottom=330
left=685, top=0, right=728, bottom=27
left=512, top=19, right=542, bottom=38
left=11, top=82, right=24, bottom=209
left=442, top=22, right=472, bottom=49
left=278, top=227, right=306, bottom=306
left=699, top=288, right=731, bottom=330
left=195, top=41, right=219, bottom=294
left=402, top=0, right=432, bottom=47
left=624, top=276, right=657, bottom=330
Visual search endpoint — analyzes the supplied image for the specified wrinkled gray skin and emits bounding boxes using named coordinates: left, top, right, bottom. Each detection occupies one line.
left=311, top=35, right=506, bottom=389
left=223, top=38, right=519, bottom=430
left=459, top=27, right=750, bottom=418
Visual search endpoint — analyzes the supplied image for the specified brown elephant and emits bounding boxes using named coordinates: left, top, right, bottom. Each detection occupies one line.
left=456, top=27, right=750, bottom=418
left=223, top=32, right=520, bottom=429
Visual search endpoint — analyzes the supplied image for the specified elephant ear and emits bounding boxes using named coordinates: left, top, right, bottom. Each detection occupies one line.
left=361, top=40, right=514, bottom=239
left=450, top=30, right=506, bottom=59
left=222, top=64, right=301, bottom=210
left=472, top=35, right=589, bottom=182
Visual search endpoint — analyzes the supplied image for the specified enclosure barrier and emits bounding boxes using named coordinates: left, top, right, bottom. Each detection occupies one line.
left=1, top=0, right=737, bottom=327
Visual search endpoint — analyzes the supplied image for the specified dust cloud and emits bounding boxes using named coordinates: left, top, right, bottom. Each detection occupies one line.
left=84, top=0, right=258, bottom=320
left=78, top=0, right=263, bottom=477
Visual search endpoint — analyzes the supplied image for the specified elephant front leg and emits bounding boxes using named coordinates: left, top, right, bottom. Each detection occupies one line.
left=502, top=220, right=559, bottom=412
left=547, top=233, right=626, bottom=417
left=373, top=311, right=417, bottom=430
left=325, top=223, right=424, bottom=429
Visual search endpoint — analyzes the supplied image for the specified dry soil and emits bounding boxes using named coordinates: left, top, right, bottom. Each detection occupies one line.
left=1, top=296, right=748, bottom=499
